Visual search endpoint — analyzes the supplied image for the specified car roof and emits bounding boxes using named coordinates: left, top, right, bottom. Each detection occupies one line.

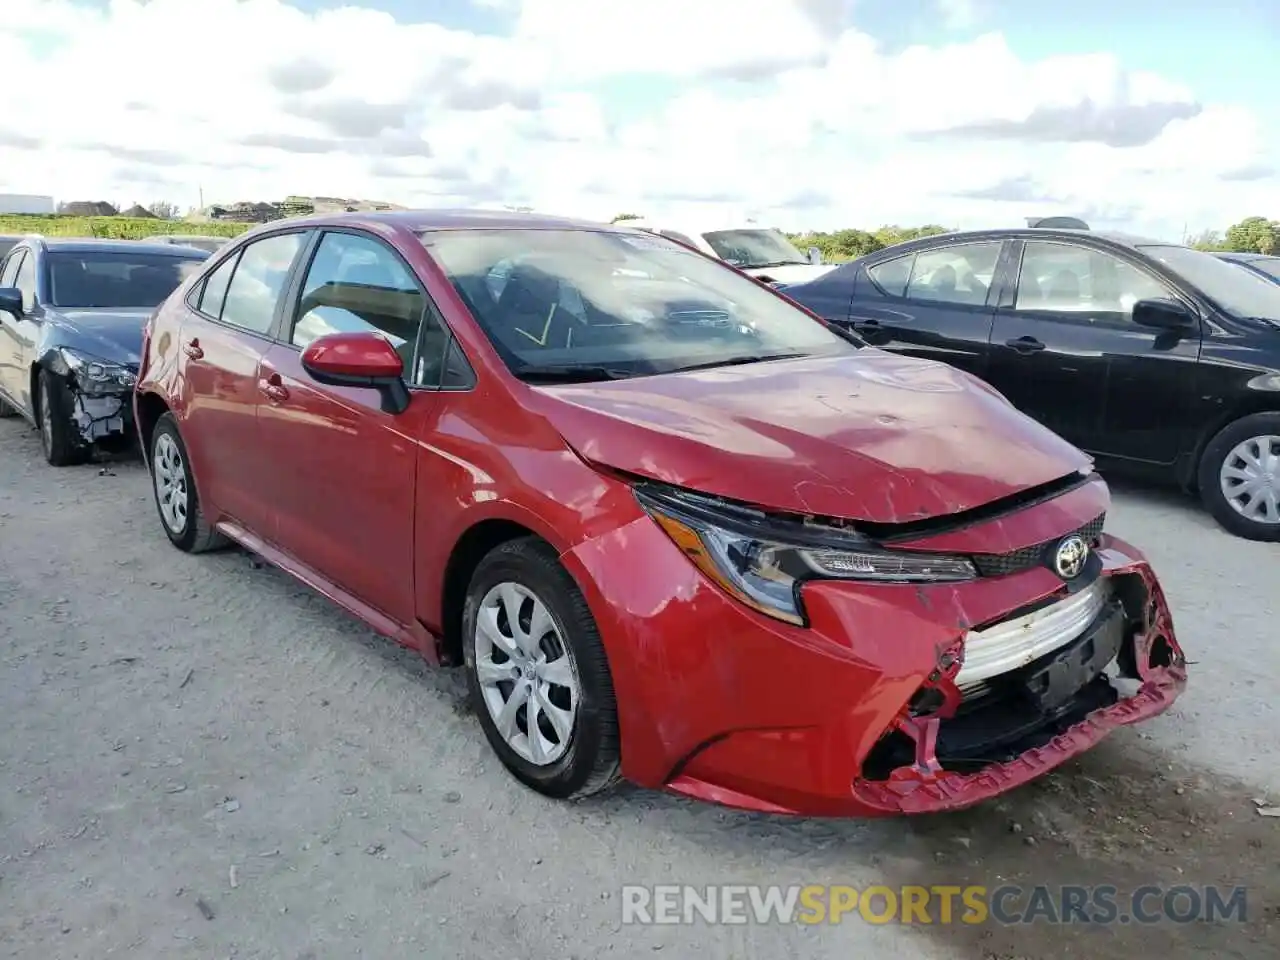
left=38, top=237, right=209, bottom=256
left=265, top=208, right=620, bottom=233
left=861, top=227, right=1173, bottom=259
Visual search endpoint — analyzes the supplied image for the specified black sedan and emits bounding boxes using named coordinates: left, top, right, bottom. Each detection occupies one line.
left=782, top=225, right=1280, bottom=541
left=0, top=237, right=208, bottom=465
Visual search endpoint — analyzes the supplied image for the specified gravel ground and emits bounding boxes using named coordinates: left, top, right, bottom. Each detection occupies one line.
left=0, top=415, right=1277, bottom=960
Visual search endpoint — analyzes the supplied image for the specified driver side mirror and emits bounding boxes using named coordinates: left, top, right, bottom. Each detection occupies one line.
left=1132, top=297, right=1196, bottom=331
left=300, top=331, right=410, bottom=415
left=0, top=287, right=22, bottom=318
left=807, top=246, right=823, bottom=265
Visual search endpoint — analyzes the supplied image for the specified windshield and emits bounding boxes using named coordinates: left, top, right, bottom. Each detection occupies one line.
left=1139, top=245, right=1280, bottom=321
left=421, top=228, right=851, bottom=380
left=48, top=251, right=207, bottom=308
left=701, top=229, right=809, bottom=269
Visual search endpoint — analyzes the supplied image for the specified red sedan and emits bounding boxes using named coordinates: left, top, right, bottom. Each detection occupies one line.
left=133, top=210, right=1186, bottom=816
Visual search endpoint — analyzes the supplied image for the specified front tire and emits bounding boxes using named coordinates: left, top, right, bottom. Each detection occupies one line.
left=462, top=537, right=621, bottom=800
left=37, top=368, right=90, bottom=466
left=149, top=413, right=229, bottom=553
left=1197, top=411, right=1280, bottom=541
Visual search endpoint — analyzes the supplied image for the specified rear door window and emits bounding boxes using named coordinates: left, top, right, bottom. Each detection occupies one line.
left=905, top=242, right=1002, bottom=306
left=197, top=252, right=240, bottom=320
left=219, top=233, right=306, bottom=335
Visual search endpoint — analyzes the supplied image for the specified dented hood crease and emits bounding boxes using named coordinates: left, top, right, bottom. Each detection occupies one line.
left=527, top=351, right=1092, bottom=524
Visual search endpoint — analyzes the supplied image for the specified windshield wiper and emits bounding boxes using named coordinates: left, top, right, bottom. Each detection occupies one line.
left=515, top=364, right=638, bottom=383
left=664, top=353, right=808, bottom=375
left=750, top=260, right=809, bottom=269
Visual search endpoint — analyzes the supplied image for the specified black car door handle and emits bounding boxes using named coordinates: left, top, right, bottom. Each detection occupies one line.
left=1005, top=336, right=1046, bottom=354
left=851, top=319, right=880, bottom=330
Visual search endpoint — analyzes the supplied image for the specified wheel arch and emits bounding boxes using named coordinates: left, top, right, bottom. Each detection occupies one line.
left=437, top=518, right=552, bottom=667
left=134, top=390, right=172, bottom=466
left=1188, top=393, right=1280, bottom=490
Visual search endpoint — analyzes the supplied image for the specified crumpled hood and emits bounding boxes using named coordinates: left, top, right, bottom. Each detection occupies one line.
left=50, top=309, right=150, bottom=365
left=742, top=263, right=839, bottom=284
left=529, top=350, right=1093, bottom=524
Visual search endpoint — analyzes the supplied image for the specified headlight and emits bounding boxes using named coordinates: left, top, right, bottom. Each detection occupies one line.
left=636, top=485, right=977, bottom=626
left=58, top=348, right=137, bottom=394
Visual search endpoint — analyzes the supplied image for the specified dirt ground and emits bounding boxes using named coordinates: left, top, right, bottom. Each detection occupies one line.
left=0, top=416, right=1277, bottom=960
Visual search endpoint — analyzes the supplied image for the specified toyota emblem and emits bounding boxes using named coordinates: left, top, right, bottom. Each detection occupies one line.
left=1053, top=535, right=1089, bottom=580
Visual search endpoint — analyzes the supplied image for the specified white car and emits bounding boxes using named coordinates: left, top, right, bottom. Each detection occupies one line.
left=618, top=221, right=838, bottom=285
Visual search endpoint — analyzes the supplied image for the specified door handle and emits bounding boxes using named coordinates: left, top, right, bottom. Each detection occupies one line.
left=182, top=338, right=203, bottom=360
left=851, top=318, right=881, bottom=330
left=258, top=376, right=289, bottom=403
left=1005, top=336, right=1046, bottom=354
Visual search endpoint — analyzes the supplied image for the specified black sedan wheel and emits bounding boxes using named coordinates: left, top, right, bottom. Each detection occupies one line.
left=1198, top=411, right=1280, bottom=542
left=37, top=369, right=90, bottom=467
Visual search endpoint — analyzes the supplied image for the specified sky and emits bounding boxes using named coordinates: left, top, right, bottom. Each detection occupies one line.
left=0, top=0, right=1276, bottom=239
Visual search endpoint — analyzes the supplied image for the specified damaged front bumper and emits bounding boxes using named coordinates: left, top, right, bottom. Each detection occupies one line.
left=849, top=555, right=1185, bottom=815
left=70, top=390, right=135, bottom=443
left=50, top=348, right=139, bottom=445
left=562, top=508, right=1186, bottom=819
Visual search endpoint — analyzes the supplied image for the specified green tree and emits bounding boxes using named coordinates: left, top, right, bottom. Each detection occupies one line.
left=1224, top=216, right=1279, bottom=255
left=611, top=213, right=642, bottom=223
left=1187, top=229, right=1227, bottom=251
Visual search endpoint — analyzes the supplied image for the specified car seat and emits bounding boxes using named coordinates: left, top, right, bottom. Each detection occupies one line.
left=495, top=263, right=575, bottom=349
left=931, top=264, right=957, bottom=298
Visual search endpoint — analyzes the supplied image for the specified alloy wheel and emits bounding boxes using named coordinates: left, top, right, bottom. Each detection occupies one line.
left=153, top=432, right=189, bottom=535
left=473, top=581, right=580, bottom=766
left=1219, top=434, right=1280, bottom=526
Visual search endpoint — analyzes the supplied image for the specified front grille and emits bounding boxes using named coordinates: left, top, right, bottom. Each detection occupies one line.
left=971, top=513, right=1105, bottom=578
left=955, top=579, right=1111, bottom=701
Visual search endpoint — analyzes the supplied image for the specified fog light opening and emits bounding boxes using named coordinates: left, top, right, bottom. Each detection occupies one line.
left=1148, top=634, right=1175, bottom=670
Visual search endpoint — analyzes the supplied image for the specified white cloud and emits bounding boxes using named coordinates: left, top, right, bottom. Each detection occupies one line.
left=0, top=0, right=1272, bottom=238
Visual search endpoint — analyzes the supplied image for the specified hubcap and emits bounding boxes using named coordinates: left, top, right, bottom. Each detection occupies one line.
left=473, top=582, right=580, bottom=766
left=1220, top=434, right=1280, bottom=525
left=153, top=433, right=189, bottom=534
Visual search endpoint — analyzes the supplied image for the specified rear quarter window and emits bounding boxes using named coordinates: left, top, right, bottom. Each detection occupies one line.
left=867, top=255, right=913, bottom=297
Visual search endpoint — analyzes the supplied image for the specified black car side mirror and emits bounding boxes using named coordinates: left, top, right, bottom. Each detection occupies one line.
left=0, top=287, right=22, bottom=318
left=1132, top=297, right=1196, bottom=331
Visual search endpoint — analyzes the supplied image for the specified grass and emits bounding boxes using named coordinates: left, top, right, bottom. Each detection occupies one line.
left=0, top=214, right=254, bottom=240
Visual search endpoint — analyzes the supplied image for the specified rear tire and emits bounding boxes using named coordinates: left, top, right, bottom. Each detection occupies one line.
left=149, top=412, right=229, bottom=553
left=37, top=369, right=90, bottom=467
left=462, top=537, right=622, bottom=800
left=1197, top=411, right=1280, bottom=542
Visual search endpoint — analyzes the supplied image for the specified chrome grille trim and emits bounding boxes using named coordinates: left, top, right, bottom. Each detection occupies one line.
left=955, top=579, right=1111, bottom=695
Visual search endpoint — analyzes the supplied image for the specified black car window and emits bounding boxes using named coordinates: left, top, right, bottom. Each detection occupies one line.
left=1016, top=241, right=1168, bottom=316
left=867, top=254, right=913, bottom=296
left=0, top=249, right=24, bottom=288
left=198, top=252, right=240, bottom=320
left=1253, top=259, right=1280, bottom=282
left=14, top=251, right=36, bottom=311
left=46, top=252, right=205, bottom=308
left=220, top=233, right=306, bottom=336
left=291, top=231, right=448, bottom=388
left=905, top=243, right=1001, bottom=306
